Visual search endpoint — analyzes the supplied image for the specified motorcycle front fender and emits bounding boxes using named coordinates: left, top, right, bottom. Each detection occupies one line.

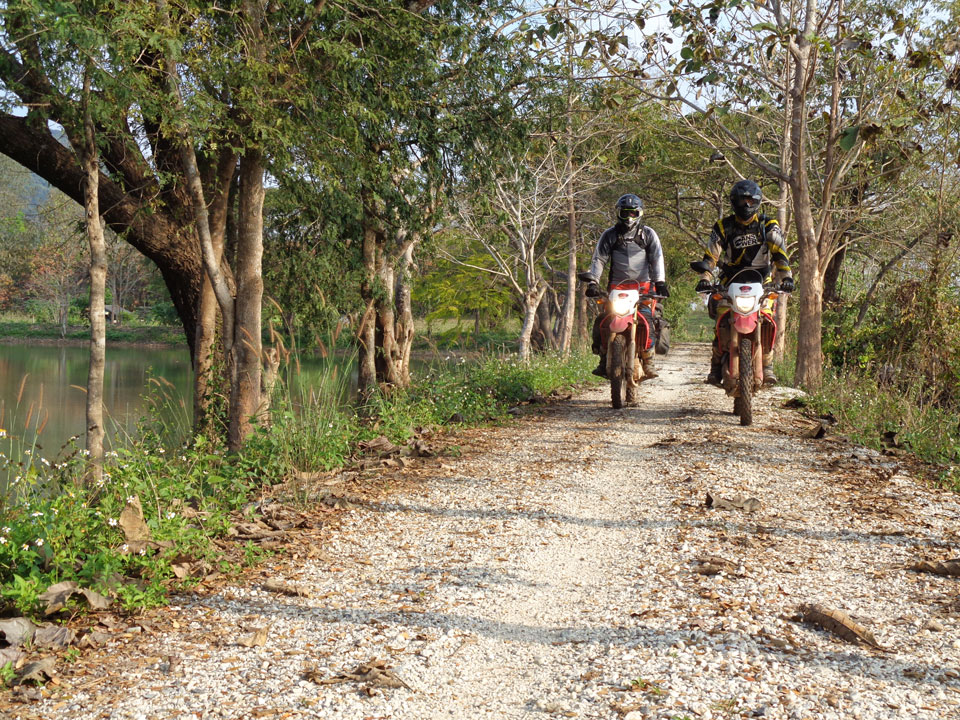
left=733, top=312, right=759, bottom=335
left=608, top=314, right=635, bottom=334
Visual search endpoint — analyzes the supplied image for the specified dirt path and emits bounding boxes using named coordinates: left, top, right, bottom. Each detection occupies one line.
left=8, top=343, right=960, bottom=720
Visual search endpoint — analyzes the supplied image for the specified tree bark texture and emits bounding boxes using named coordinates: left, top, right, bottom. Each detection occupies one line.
left=80, top=72, right=106, bottom=485
left=357, top=217, right=379, bottom=403
left=517, top=287, right=547, bottom=362
left=789, top=0, right=824, bottom=390
left=228, top=151, right=265, bottom=451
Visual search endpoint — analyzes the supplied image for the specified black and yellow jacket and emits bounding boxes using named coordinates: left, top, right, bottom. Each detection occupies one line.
left=699, top=214, right=792, bottom=284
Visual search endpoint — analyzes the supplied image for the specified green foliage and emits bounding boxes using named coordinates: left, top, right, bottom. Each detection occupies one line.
left=0, top=660, right=15, bottom=685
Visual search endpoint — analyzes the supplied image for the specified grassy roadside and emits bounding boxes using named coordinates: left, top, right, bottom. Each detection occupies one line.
left=0, top=321, right=184, bottom=345
left=807, top=369, right=960, bottom=490
left=771, top=330, right=959, bottom=490
left=0, top=349, right=601, bottom=618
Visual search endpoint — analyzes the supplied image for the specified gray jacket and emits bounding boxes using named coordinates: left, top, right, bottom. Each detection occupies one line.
left=587, top=224, right=665, bottom=286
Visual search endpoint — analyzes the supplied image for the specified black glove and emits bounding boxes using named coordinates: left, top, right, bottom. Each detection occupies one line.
left=779, top=277, right=795, bottom=293
left=655, top=281, right=669, bottom=298
left=695, top=279, right=712, bottom=293
left=585, top=282, right=601, bottom=298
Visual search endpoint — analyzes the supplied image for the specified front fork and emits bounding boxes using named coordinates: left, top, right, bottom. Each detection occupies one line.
left=606, top=322, right=639, bottom=386
left=725, top=320, right=763, bottom=394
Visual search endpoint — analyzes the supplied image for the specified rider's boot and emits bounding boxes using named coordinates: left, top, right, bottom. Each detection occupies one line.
left=763, top=363, right=778, bottom=386
left=640, top=351, right=658, bottom=380
left=592, top=353, right=607, bottom=378
left=705, top=360, right=722, bottom=386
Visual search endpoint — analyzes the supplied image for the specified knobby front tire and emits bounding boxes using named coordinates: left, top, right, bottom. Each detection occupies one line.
left=738, top=335, right=753, bottom=426
left=610, top=334, right=625, bottom=409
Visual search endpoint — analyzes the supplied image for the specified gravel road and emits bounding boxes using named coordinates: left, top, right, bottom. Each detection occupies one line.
left=8, top=343, right=960, bottom=720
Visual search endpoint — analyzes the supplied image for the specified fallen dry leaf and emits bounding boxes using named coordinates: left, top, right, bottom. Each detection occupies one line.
left=0, top=617, right=37, bottom=646
left=34, top=625, right=76, bottom=649
left=237, top=628, right=268, bottom=648
left=910, top=559, right=960, bottom=577
left=705, top=492, right=761, bottom=512
left=119, top=496, right=151, bottom=542
left=797, top=603, right=885, bottom=650
left=15, top=657, right=56, bottom=686
left=262, top=579, right=310, bottom=597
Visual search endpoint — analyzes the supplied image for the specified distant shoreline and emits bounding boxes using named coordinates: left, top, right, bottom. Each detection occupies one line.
left=0, top=322, right=186, bottom=348
left=0, top=335, right=186, bottom=348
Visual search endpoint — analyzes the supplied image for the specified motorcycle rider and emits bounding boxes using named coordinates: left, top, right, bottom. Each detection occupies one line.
left=695, top=179, right=794, bottom=386
left=583, top=193, right=668, bottom=379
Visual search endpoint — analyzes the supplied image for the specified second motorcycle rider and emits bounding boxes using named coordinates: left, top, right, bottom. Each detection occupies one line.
left=582, top=193, right=668, bottom=379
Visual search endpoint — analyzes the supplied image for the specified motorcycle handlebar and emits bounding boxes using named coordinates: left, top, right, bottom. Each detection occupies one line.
left=697, top=284, right=792, bottom=295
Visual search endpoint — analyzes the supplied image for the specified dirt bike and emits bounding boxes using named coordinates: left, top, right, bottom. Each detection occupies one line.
left=691, top=262, right=788, bottom=426
left=580, top=272, right=664, bottom=409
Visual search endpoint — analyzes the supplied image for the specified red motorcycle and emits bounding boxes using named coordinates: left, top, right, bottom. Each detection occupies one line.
left=580, top=272, right=663, bottom=409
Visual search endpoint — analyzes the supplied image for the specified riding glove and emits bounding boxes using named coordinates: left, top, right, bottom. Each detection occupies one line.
left=695, top=279, right=712, bottom=293
left=655, top=281, right=669, bottom=298
left=779, top=277, right=795, bottom=293
left=585, top=282, right=602, bottom=298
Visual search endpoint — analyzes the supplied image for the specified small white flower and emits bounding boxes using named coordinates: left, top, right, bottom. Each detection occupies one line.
left=121, top=544, right=129, bottom=553
left=40, top=457, right=50, bottom=467
left=158, top=447, right=165, bottom=454
left=108, top=518, right=118, bottom=527
left=0, top=537, right=7, bottom=545
left=21, top=543, right=29, bottom=551
left=23, top=449, right=31, bottom=456
left=35, top=538, right=43, bottom=547
left=31, top=511, right=43, bottom=518
left=1, top=527, right=10, bottom=535
left=165, top=512, right=176, bottom=519
left=180, top=455, right=187, bottom=461
left=127, top=495, right=136, bottom=504
left=81, top=449, right=90, bottom=456
left=138, top=548, right=146, bottom=556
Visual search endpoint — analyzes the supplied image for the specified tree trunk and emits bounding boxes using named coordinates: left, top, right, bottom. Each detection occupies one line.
left=374, top=258, right=400, bottom=386
left=822, top=244, right=845, bottom=303
left=395, top=242, right=416, bottom=386
left=227, top=151, right=264, bottom=451
left=357, top=216, right=378, bottom=403
left=576, top=277, right=588, bottom=346
left=517, top=288, right=546, bottom=362
left=80, top=71, right=106, bottom=485
left=793, top=196, right=824, bottom=389
left=789, top=0, right=823, bottom=390
left=194, top=156, right=237, bottom=436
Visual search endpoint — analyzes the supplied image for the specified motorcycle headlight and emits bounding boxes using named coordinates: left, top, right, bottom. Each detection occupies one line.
left=734, top=295, right=755, bottom=313
left=612, top=297, right=635, bottom=316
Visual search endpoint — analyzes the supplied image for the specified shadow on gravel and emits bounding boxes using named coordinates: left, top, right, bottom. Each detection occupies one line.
left=192, top=592, right=958, bottom=691
left=369, top=500, right=951, bottom=551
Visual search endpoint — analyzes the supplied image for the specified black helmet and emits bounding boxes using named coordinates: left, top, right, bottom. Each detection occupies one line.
left=615, top=193, right=644, bottom=229
left=730, top=179, right=762, bottom=221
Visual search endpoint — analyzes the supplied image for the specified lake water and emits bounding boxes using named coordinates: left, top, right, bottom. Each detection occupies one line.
left=0, top=344, right=193, bottom=462
left=0, top=343, right=447, bottom=467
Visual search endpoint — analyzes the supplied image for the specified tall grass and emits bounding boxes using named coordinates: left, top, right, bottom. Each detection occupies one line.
left=0, top=375, right=53, bottom=498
